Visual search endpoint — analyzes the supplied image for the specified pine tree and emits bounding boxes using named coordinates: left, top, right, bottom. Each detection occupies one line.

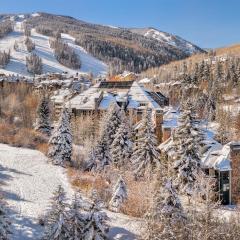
left=103, top=104, right=122, bottom=147
left=26, top=53, right=42, bottom=75
left=68, top=194, right=85, bottom=239
left=172, top=104, right=204, bottom=197
left=35, top=96, right=51, bottom=136
left=82, top=203, right=109, bottom=240
left=0, top=199, right=11, bottom=240
left=42, top=185, right=70, bottom=240
left=131, top=109, right=161, bottom=179
left=109, top=176, right=128, bottom=212
left=145, top=177, right=186, bottom=240
left=48, top=108, right=72, bottom=166
left=86, top=104, right=122, bottom=171
left=110, top=114, right=132, bottom=168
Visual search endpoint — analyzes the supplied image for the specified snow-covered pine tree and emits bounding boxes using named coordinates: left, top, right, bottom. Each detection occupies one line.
left=42, top=185, right=70, bottom=240
left=48, top=108, right=72, bottom=166
left=145, top=176, right=186, bottom=240
left=103, top=103, right=122, bottom=147
left=82, top=203, right=109, bottom=240
left=0, top=199, right=11, bottom=240
left=67, top=194, right=85, bottom=239
left=172, top=103, right=204, bottom=196
left=86, top=103, right=122, bottom=171
left=131, top=109, right=160, bottom=179
left=109, top=176, right=127, bottom=212
left=110, top=111, right=132, bottom=168
left=35, top=95, right=51, bottom=136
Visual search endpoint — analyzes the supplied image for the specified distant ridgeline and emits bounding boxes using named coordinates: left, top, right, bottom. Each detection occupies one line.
left=15, top=12, right=204, bottom=74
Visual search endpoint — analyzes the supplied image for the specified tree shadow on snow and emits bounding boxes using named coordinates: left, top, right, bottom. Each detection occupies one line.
left=108, top=227, right=138, bottom=240
left=7, top=206, right=44, bottom=240
left=0, top=190, right=31, bottom=202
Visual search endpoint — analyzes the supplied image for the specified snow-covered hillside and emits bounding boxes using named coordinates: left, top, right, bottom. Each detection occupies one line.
left=0, top=144, right=73, bottom=239
left=0, top=20, right=108, bottom=78
left=130, top=27, right=204, bottom=55
left=0, top=144, right=142, bottom=240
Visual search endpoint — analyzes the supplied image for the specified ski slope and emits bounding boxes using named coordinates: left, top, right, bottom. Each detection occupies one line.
left=0, top=144, right=142, bottom=240
left=0, top=21, right=108, bottom=77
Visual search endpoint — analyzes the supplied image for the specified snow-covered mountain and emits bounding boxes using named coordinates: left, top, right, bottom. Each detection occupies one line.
left=0, top=13, right=204, bottom=77
left=0, top=16, right=108, bottom=78
left=130, top=27, right=204, bottom=55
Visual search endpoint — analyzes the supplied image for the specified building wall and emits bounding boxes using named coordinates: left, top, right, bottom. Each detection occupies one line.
left=230, top=143, right=240, bottom=204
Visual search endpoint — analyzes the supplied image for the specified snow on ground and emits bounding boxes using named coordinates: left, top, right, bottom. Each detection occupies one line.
left=0, top=144, right=74, bottom=239
left=0, top=144, right=141, bottom=240
left=0, top=21, right=108, bottom=78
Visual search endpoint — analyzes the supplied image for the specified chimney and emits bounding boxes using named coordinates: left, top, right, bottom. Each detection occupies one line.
left=155, top=109, right=163, bottom=144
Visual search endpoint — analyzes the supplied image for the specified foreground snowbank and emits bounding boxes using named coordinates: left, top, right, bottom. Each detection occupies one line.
left=0, top=144, right=142, bottom=239
left=0, top=144, right=73, bottom=239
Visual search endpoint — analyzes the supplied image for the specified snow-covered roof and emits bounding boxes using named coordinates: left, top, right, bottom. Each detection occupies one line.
left=159, top=123, right=233, bottom=171
left=127, top=82, right=162, bottom=110
left=162, top=107, right=179, bottom=129
left=138, top=78, right=152, bottom=84
left=67, top=81, right=164, bottom=111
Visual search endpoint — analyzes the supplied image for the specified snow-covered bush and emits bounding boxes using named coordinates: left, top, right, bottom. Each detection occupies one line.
left=109, top=176, right=128, bottom=212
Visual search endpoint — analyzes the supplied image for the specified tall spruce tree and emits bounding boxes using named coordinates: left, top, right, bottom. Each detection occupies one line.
left=82, top=203, right=109, bottom=240
left=172, top=104, right=204, bottom=196
left=48, top=108, right=72, bottom=166
left=35, top=95, right=51, bottom=136
left=110, top=111, right=132, bottom=168
left=86, top=103, right=122, bottom=171
left=42, top=185, right=70, bottom=240
left=68, top=194, right=85, bottom=239
left=145, top=176, right=186, bottom=240
left=131, top=109, right=160, bottom=179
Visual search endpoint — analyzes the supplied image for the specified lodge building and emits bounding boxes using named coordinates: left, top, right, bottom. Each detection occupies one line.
left=52, top=78, right=240, bottom=206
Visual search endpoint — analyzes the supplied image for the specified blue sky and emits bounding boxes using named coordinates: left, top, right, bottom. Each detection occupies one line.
left=0, top=0, right=239, bottom=48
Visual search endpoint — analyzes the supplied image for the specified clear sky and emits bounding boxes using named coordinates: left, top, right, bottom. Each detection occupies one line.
left=0, top=0, right=239, bottom=49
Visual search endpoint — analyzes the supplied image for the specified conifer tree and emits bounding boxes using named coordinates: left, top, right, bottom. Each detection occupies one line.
left=35, top=95, right=51, bottom=136
left=48, top=108, right=72, bottom=166
left=172, top=104, right=204, bottom=196
left=68, top=194, right=85, bottom=239
left=86, top=104, right=121, bottom=171
left=0, top=199, right=11, bottom=240
left=109, top=176, right=128, bottom=212
left=82, top=203, right=109, bottom=240
left=110, top=113, right=132, bottom=168
left=131, top=109, right=160, bottom=179
left=145, top=176, right=186, bottom=240
left=42, top=185, right=70, bottom=240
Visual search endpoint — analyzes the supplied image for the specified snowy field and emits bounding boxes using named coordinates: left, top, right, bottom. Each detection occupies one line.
left=0, top=144, right=73, bottom=239
left=0, top=144, right=142, bottom=240
left=0, top=20, right=108, bottom=77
